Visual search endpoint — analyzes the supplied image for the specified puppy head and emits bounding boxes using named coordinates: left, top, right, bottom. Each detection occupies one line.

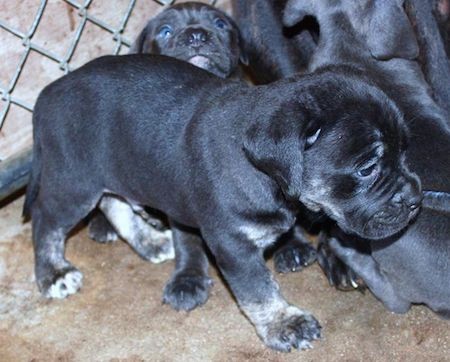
left=300, top=81, right=422, bottom=240
left=129, top=2, right=247, bottom=78
left=283, top=0, right=419, bottom=61
left=245, top=73, right=422, bottom=240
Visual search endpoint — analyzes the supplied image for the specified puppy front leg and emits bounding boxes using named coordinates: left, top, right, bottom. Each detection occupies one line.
left=163, top=220, right=212, bottom=311
left=328, top=237, right=411, bottom=313
left=317, top=233, right=365, bottom=291
left=273, top=225, right=317, bottom=273
left=205, top=233, right=321, bottom=352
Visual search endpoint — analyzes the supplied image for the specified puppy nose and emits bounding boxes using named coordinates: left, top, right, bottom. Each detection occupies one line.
left=186, top=28, right=208, bottom=47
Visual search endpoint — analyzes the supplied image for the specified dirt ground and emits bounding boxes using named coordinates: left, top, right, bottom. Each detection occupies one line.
left=0, top=195, right=449, bottom=362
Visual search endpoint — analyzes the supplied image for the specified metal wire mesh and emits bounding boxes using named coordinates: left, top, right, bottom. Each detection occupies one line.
left=0, top=0, right=220, bottom=200
left=0, top=0, right=217, bottom=161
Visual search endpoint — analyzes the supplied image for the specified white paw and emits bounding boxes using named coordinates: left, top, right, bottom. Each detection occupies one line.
left=149, top=230, right=175, bottom=264
left=46, top=270, right=83, bottom=299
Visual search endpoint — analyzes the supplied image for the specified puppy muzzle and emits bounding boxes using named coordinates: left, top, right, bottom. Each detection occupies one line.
left=362, top=181, right=423, bottom=239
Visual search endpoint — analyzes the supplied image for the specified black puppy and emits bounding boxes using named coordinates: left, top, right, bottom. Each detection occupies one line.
left=87, top=2, right=247, bottom=311
left=24, top=55, right=420, bottom=351
left=130, top=2, right=247, bottom=78
left=279, top=0, right=450, bottom=316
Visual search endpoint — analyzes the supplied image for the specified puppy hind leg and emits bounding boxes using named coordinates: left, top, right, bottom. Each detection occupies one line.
left=98, top=195, right=174, bottom=263
left=328, top=236, right=410, bottom=313
left=162, top=220, right=212, bottom=311
left=32, top=198, right=94, bottom=299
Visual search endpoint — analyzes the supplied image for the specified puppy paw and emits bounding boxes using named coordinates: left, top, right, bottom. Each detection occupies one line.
left=146, top=230, right=175, bottom=264
left=258, top=306, right=321, bottom=352
left=162, top=274, right=213, bottom=311
left=274, top=243, right=317, bottom=273
left=40, top=267, right=83, bottom=299
left=88, top=213, right=118, bottom=244
left=317, top=242, right=365, bottom=291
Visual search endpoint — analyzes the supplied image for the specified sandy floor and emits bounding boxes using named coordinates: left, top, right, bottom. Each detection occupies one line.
left=1, top=195, right=449, bottom=361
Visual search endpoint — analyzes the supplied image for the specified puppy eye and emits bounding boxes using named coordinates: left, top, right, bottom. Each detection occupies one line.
left=305, top=128, right=321, bottom=149
left=357, top=163, right=379, bottom=178
left=213, top=18, right=227, bottom=29
left=158, top=25, right=173, bottom=39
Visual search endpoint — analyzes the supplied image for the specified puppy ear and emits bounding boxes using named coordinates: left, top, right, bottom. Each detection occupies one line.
left=239, top=46, right=249, bottom=66
left=129, top=22, right=155, bottom=54
left=243, top=107, right=305, bottom=200
left=283, top=0, right=317, bottom=27
left=228, top=17, right=249, bottom=66
left=366, top=1, right=419, bottom=60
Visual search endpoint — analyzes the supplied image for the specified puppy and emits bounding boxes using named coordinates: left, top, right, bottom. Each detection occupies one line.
left=276, top=0, right=450, bottom=316
left=24, top=55, right=421, bottom=351
left=87, top=2, right=248, bottom=311
left=130, top=2, right=247, bottom=78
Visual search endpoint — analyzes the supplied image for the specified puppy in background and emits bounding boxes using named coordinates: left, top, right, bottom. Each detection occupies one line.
left=130, top=2, right=247, bottom=78
left=279, top=0, right=450, bottom=317
left=88, top=1, right=247, bottom=312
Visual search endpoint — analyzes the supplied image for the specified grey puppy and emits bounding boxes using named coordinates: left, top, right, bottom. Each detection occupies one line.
left=87, top=2, right=247, bottom=311
left=129, top=2, right=247, bottom=78
left=280, top=0, right=450, bottom=316
left=24, top=55, right=420, bottom=351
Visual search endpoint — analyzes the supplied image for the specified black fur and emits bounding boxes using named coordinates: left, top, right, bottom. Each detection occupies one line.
left=129, top=2, right=247, bottom=78
left=253, top=0, right=450, bottom=316
left=87, top=2, right=247, bottom=311
left=25, top=55, right=420, bottom=351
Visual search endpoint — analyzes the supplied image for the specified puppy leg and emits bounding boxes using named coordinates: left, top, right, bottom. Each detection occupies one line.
left=204, top=231, right=321, bottom=352
left=328, top=237, right=410, bottom=313
left=316, top=234, right=365, bottom=291
left=88, top=211, right=118, bottom=243
left=88, top=209, right=165, bottom=244
left=32, top=198, right=94, bottom=299
left=98, top=195, right=174, bottom=263
left=163, top=221, right=212, bottom=311
left=273, top=225, right=317, bottom=273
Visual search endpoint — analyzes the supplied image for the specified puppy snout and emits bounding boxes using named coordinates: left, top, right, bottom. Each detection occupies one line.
left=392, top=177, right=422, bottom=220
left=185, top=28, right=208, bottom=47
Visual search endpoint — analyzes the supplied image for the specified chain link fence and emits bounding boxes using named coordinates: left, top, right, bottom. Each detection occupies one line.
left=0, top=0, right=218, bottom=201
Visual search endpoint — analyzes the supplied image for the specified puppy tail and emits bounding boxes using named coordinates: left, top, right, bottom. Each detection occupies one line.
left=22, top=117, right=42, bottom=220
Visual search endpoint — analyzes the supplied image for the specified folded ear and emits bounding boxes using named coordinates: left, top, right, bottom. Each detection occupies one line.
left=283, top=0, right=317, bottom=27
left=128, top=22, right=156, bottom=54
left=227, top=16, right=249, bottom=66
left=366, top=1, right=419, bottom=60
left=238, top=39, right=249, bottom=66
left=243, top=107, right=305, bottom=200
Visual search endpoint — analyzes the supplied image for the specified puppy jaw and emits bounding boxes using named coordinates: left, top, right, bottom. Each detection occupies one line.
left=301, top=168, right=422, bottom=240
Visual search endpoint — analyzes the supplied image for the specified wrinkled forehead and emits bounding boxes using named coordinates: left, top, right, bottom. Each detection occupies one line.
left=156, top=4, right=225, bottom=25
left=321, top=108, right=406, bottom=166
